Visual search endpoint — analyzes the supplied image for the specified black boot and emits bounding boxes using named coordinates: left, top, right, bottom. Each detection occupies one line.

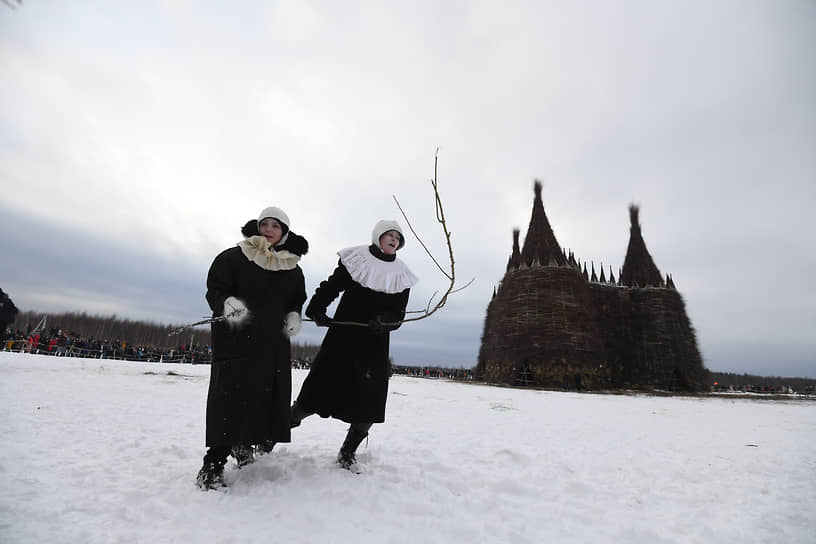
left=337, top=424, right=371, bottom=473
left=257, top=440, right=275, bottom=455
left=230, top=444, right=255, bottom=467
left=196, top=461, right=225, bottom=490
left=196, top=447, right=228, bottom=490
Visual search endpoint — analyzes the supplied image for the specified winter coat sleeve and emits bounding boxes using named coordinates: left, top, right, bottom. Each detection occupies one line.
left=377, top=288, right=410, bottom=331
left=304, top=262, right=354, bottom=320
left=205, top=250, right=237, bottom=316
left=286, top=266, right=307, bottom=315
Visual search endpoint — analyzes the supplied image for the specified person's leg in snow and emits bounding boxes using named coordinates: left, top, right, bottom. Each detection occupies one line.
left=255, top=440, right=276, bottom=455
left=337, top=423, right=372, bottom=474
left=256, top=440, right=275, bottom=455
left=196, top=446, right=229, bottom=490
left=230, top=444, right=255, bottom=467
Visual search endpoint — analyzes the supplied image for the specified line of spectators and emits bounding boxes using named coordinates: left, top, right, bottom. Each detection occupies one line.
left=711, top=383, right=815, bottom=395
left=1, top=326, right=477, bottom=381
left=2, top=327, right=211, bottom=364
left=290, top=359, right=476, bottom=381
left=392, top=365, right=475, bottom=381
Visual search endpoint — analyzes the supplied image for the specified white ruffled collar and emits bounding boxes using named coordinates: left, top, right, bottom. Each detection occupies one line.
left=238, top=235, right=301, bottom=271
left=337, top=245, right=418, bottom=294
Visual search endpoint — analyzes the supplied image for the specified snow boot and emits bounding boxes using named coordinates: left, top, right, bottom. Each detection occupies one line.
left=230, top=444, right=255, bottom=468
left=336, top=424, right=371, bottom=474
left=337, top=449, right=361, bottom=474
left=196, top=461, right=225, bottom=490
left=257, top=440, right=275, bottom=455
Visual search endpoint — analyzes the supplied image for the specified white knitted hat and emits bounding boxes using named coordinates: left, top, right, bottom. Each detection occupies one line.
left=258, top=206, right=290, bottom=230
left=371, top=219, right=405, bottom=250
left=258, top=206, right=291, bottom=246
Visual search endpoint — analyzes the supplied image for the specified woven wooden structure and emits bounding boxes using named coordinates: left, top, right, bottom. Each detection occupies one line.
left=477, top=182, right=708, bottom=391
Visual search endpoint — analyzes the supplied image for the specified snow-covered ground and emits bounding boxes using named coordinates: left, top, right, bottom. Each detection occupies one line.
left=1, top=351, right=814, bottom=544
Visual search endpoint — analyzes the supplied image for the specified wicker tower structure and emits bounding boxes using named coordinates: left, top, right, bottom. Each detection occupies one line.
left=477, top=183, right=708, bottom=391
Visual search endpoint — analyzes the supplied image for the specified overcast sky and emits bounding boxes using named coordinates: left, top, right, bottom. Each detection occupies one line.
left=2, top=1, right=814, bottom=377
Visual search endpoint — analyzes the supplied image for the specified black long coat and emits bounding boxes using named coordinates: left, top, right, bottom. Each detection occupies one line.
left=296, top=256, right=410, bottom=424
left=205, top=236, right=306, bottom=448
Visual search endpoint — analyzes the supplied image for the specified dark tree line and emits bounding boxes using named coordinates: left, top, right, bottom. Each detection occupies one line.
left=291, top=341, right=320, bottom=364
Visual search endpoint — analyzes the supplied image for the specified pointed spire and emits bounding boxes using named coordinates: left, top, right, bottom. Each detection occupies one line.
left=590, top=261, right=598, bottom=283
left=507, top=229, right=522, bottom=271
left=582, top=262, right=589, bottom=281
left=609, top=266, right=616, bottom=285
left=620, top=205, right=663, bottom=287
left=568, top=250, right=578, bottom=268
left=599, top=263, right=606, bottom=283
left=667, top=274, right=675, bottom=289
left=520, top=181, right=568, bottom=268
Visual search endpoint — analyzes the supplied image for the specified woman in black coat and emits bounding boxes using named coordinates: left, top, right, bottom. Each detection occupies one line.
left=292, top=219, right=418, bottom=472
left=196, top=206, right=308, bottom=490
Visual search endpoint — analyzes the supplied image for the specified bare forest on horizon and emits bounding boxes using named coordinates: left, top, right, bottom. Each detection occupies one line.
left=8, top=310, right=816, bottom=388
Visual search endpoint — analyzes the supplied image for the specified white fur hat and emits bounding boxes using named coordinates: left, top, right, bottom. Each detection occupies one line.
left=371, top=219, right=405, bottom=250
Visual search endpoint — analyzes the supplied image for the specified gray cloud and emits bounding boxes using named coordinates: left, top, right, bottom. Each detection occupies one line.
left=0, top=204, right=210, bottom=325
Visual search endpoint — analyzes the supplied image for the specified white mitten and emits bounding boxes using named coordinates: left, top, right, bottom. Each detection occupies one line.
left=282, top=311, right=302, bottom=337
left=223, top=296, right=250, bottom=328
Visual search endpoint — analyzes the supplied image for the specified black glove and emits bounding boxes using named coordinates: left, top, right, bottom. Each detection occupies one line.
left=368, top=316, right=385, bottom=333
left=309, top=311, right=333, bottom=327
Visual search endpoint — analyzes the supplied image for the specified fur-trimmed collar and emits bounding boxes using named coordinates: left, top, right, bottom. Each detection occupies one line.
left=338, top=245, right=418, bottom=294
left=276, top=231, right=309, bottom=256
left=238, top=235, right=302, bottom=271
left=240, top=220, right=309, bottom=256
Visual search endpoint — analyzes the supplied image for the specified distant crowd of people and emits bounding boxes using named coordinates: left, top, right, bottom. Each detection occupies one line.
left=0, top=325, right=475, bottom=381
left=711, top=383, right=815, bottom=395
left=392, top=365, right=474, bottom=380
left=1, top=327, right=211, bottom=364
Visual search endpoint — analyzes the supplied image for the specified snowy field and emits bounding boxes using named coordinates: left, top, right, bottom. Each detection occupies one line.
left=1, top=351, right=814, bottom=544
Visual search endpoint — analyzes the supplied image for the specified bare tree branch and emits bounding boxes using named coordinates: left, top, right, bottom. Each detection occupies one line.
left=394, top=179, right=451, bottom=280
left=325, top=149, right=474, bottom=328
